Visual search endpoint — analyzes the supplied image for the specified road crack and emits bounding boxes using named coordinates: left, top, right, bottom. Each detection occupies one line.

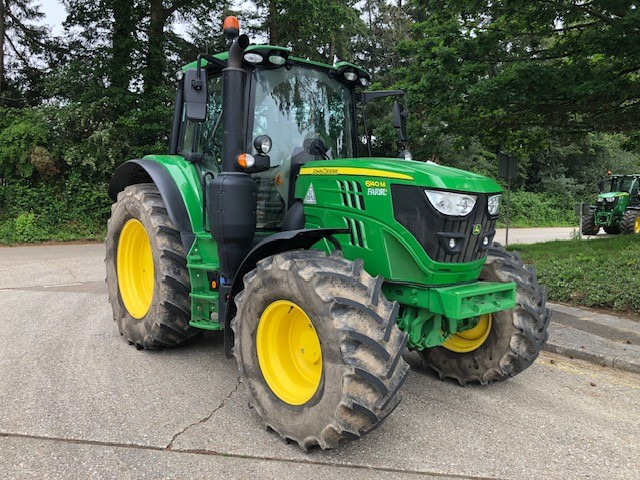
left=43, top=259, right=80, bottom=282
left=166, top=379, right=240, bottom=450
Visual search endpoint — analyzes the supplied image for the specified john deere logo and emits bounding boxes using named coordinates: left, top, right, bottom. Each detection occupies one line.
left=472, top=224, right=482, bottom=235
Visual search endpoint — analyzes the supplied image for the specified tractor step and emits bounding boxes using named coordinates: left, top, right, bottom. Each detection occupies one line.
left=189, top=313, right=222, bottom=331
left=186, top=263, right=218, bottom=270
left=189, top=292, right=218, bottom=300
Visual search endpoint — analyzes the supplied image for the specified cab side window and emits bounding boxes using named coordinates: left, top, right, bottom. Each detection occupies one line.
left=178, top=74, right=223, bottom=173
left=630, top=180, right=640, bottom=203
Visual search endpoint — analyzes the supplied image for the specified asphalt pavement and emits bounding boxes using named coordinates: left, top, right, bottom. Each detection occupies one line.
left=1, top=243, right=639, bottom=479
left=494, top=226, right=614, bottom=244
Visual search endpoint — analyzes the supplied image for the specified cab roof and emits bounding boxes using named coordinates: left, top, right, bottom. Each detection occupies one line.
left=181, top=44, right=368, bottom=78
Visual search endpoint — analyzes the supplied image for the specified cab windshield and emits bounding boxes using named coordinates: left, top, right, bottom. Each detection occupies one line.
left=602, top=177, right=635, bottom=193
left=250, top=66, right=355, bottom=163
left=249, top=65, right=355, bottom=228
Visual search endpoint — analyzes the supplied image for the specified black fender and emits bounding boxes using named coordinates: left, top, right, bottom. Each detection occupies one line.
left=109, top=159, right=195, bottom=251
left=223, top=227, right=348, bottom=356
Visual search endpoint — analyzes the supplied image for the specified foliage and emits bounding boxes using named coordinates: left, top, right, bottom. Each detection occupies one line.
left=0, top=1, right=640, bottom=244
left=400, top=0, right=640, bottom=145
left=248, top=0, right=365, bottom=63
left=514, top=236, right=640, bottom=314
left=0, top=177, right=110, bottom=244
left=0, top=107, right=51, bottom=178
left=502, top=191, right=576, bottom=227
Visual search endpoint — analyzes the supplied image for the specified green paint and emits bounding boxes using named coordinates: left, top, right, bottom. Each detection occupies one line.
left=382, top=281, right=515, bottom=350
left=594, top=192, right=630, bottom=228
left=293, top=158, right=513, bottom=349
left=139, top=156, right=222, bottom=329
left=143, top=154, right=205, bottom=231
left=381, top=281, right=515, bottom=320
left=187, top=234, right=221, bottom=330
left=295, top=159, right=500, bottom=286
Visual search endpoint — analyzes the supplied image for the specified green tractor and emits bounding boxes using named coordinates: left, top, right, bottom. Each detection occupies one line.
left=582, top=174, right=640, bottom=235
left=106, top=18, right=549, bottom=450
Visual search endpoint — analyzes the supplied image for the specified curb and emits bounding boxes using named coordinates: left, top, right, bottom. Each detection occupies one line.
left=544, top=341, right=640, bottom=375
left=543, top=306, right=640, bottom=375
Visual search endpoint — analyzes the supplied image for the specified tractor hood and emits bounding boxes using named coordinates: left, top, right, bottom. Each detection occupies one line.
left=598, top=192, right=629, bottom=200
left=299, top=158, right=502, bottom=194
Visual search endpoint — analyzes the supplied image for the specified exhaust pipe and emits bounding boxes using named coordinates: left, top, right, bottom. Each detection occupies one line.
left=210, top=31, right=256, bottom=286
left=221, top=34, right=249, bottom=173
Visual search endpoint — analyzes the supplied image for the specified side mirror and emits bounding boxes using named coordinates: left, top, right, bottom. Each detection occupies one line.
left=393, top=100, right=408, bottom=143
left=184, top=68, right=208, bottom=122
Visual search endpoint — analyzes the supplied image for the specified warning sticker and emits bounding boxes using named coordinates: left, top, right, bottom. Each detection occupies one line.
left=304, top=183, right=317, bottom=204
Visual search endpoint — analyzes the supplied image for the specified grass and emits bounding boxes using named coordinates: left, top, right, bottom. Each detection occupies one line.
left=511, top=235, right=640, bottom=315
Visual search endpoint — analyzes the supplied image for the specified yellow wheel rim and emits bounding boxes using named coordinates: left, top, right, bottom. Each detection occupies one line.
left=635, top=217, right=640, bottom=234
left=117, top=219, right=154, bottom=319
left=442, top=314, right=492, bottom=353
left=256, top=300, right=322, bottom=405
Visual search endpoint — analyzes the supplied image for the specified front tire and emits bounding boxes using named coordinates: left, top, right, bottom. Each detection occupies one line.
left=233, top=250, right=409, bottom=450
left=418, top=244, right=550, bottom=386
left=581, top=211, right=599, bottom=235
left=105, top=184, right=201, bottom=349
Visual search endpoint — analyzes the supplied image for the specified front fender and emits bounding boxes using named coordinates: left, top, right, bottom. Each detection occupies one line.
left=223, top=227, right=347, bottom=356
left=109, top=156, right=204, bottom=251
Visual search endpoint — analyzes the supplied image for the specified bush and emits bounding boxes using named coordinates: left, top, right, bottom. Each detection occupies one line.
left=0, top=176, right=110, bottom=244
left=501, top=190, right=576, bottom=227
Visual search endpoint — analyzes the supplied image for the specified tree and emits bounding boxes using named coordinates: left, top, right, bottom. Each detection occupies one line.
left=252, top=0, right=365, bottom=63
left=0, top=0, right=50, bottom=105
left=398, top=0, right=640, bottom=151
left=356, top=0, right=411, bottom=80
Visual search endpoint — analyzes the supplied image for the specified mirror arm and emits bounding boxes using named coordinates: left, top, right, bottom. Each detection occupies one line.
left=196, top=53, right=227, bottom=80
left=361, top=104, right=372, bottom=157
left=360, top=90, right=406, bottom=105
left=211, top=110, right=223, bottom=147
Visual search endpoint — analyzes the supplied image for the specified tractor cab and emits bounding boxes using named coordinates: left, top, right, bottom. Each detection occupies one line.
left=174, top=41, right=406, bottom=233
left=598, top=174, right=640, bottom=197
left=595, top=174, right=640, bottom=212
left=177, top=57, right=364, bottom=229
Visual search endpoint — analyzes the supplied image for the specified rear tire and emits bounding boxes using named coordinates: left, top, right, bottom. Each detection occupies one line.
left=620, top=210, right=640, bottom=234
left=417, top=244, right=550, bottom=386
left=233, top=250, right=409, bottom=450
left=105, top=183, right=201, bottom=349
left=581, top=211, right=599, bottom=235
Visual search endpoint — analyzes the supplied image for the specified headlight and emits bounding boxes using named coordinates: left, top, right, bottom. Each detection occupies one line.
left=254, top=135, right=272, bottom=154
left=424, top=190, right=477, bottom=216
left=244, top=52, right=264, bottom=64
left=488, top=194, right=502, bottom=216
left=605, top=197, right=616, bottom=203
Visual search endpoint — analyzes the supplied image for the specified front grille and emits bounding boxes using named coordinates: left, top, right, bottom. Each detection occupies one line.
left=391, top=185, right=498, bottom=263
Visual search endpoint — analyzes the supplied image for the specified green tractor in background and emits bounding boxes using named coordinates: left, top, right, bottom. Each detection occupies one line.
left=105, top=18, right=550, bottom=450
left=582, top=174, right=640, bottom=235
